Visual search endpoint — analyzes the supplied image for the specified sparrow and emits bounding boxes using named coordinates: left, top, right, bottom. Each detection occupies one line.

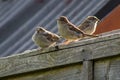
left=57, top=16, right=97, bottom=44
left=78, top=16, right=100, bottom=35
left=32, top=27, right=60, bottom=49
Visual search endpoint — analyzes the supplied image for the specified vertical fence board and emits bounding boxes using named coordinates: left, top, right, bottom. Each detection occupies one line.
left=82, top=61, right=93, bottom=80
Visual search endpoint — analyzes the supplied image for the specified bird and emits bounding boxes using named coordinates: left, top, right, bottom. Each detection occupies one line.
left=32, top=27, right=60, bottom=49
left=57, top=16, right=97, bottom=44
left=78, top=16, right=100, bottom=35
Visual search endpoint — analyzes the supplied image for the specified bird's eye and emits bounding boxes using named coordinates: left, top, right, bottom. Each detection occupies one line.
left=61, top=18, right=67, bottom=22
left=36, top=28, right=42, bottom=33
left=39, top=28, right=43, bottom=31
left=60, top=18, right=64, bottom=21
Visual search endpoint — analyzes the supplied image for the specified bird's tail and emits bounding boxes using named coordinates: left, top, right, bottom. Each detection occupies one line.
left=83, top=33, right=98, bottom=37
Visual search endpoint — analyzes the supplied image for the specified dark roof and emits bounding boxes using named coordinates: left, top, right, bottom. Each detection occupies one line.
left=0, top=0, right=110, bottom=57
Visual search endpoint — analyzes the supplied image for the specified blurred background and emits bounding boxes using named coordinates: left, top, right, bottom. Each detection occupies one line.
left=0, top=0, right=119, bottom=57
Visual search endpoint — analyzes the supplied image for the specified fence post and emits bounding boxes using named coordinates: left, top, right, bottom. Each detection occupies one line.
left=82, top=60, right=93, bottom=80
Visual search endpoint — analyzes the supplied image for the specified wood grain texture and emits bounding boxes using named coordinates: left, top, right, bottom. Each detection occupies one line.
left=1, top=64, right=83, bottom=80
left=0, top=47, right=85, bottom=77
left=82, top=61, right=93, bottom=80
left=0, top=29, right=120, bottom=79
left=94, top=56, right=120, bottom=80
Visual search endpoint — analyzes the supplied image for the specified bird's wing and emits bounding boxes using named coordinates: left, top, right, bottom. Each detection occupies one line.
left=77, top=20, right=90, bottom=30
left=43, top=32, right=59, bottom=42
left=68, top=23, right=84, bottom=34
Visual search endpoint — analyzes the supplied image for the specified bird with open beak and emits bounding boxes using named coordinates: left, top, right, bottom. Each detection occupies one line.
left=57, top=16, right=97, bottom=44
left=32, top=27, right=60, bottom=49
left=78, top=16, right=100, bottom=35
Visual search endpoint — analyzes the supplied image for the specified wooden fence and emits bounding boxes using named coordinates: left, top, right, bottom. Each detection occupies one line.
left=0, top=29, right=120, bottom=80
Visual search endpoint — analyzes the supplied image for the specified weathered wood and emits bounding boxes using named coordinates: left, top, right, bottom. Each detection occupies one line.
left=0, top=29, right=120, bottom=79
left=94, top=56, right=120, bottom=80
left=0, top=47, right=85, bottom=78
left=82, top=61, right=93, bottom=80
left=1, top=64, right=83, bottom=80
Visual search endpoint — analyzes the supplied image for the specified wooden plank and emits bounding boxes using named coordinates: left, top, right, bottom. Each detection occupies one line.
left=108, top=59, right=120, bottom=80
left=0, top=30, right=120, bottom=77
left=89, top=37, right=120, bottom=60
left=1, top=64, right=83, bottom=80
left=94, top=60, right=110, bottom=80
left=82, top=61, right=93, bottom=80
left=94, top=56, right=120, bottom=80
left=0, top=47, right=85, bottom=78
